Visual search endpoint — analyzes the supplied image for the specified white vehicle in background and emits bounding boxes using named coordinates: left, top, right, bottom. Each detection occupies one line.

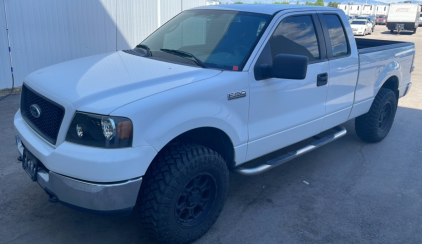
left=376, top=5, right=390, bottom=16
left=387, top=3, right=421, bottom=33
left=349, top=5, right=362, bottom=16
left=419, top=13, right=422, bottom=26
left=361, top=4, right=376, bottom=16
left=338, top=4, right=350, bottom=15
left=351, top=19, right=372, bottom=35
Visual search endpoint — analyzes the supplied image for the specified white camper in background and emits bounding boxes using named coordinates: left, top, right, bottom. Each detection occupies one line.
left=376, top=5, right=389, bottom=16
left=338, top=4, right=350, bottom=15
left=349, top=5, right=362, bottom=16
left=362, top=5, right=376, bottom=16
left=387, top=3, right=421, bottom=33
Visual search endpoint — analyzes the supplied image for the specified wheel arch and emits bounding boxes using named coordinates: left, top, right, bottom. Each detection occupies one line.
left=149, top=126, right=236, bottom=169
left=380, top=75, right=399, bottom=99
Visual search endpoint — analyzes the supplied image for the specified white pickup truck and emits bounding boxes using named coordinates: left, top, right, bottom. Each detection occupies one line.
left=14, top=5, right=415, bottom=244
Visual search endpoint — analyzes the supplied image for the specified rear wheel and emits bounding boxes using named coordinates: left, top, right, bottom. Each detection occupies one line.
left=138, top=143, right=229, bottom=244
left=355, top=88, right=398, bottom=143
left=390, top=29, right=394, bottom=33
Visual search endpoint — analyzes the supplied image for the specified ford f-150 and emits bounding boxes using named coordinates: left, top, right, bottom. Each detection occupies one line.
left=14, top=5, right=415, bottom=244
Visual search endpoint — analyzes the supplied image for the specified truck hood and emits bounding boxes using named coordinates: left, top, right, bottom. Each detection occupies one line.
left=25, top=51, right=222, bottom=114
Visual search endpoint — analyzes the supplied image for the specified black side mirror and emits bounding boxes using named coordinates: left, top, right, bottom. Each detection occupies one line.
left=271, top=54, right=308, bottom=80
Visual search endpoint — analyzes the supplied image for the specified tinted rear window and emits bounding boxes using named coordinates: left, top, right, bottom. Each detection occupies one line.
left=323, top=15, right=349, bottom=57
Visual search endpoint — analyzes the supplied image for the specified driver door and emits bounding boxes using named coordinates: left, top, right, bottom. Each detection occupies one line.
left=246, top=12, right=329, bottom=161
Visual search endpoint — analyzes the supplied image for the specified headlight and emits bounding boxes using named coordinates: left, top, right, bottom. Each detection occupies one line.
left=66, top=112, right=133, bottom=148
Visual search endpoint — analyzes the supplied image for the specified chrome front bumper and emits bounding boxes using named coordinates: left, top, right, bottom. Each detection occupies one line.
left=17, top=139, right=142, bottom=215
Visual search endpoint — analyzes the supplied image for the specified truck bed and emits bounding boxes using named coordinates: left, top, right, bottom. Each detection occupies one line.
left=350, top=38, right=415, bottom=120
left=355, top=38, right=414, bottom=54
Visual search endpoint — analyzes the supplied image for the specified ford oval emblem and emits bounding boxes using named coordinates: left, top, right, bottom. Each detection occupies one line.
left=30, top=104, right=41, bottom=118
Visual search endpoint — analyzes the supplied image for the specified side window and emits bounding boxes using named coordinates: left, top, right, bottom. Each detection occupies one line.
left=269, top=15, right=320, bottom=62
left=323, top=15, right=349, bottom=57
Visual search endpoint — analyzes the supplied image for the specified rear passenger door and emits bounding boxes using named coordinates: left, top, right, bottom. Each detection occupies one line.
left=247, top=12, right=330, bottom=161
left=317, top=12, right=359, bottom=130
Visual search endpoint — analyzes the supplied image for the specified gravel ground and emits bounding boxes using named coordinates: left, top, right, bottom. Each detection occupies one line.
left=0, top=25, right=421, bottom=244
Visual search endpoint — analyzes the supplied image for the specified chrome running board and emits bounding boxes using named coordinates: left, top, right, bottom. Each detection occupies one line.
left=233, top=126, right=347, bottom=176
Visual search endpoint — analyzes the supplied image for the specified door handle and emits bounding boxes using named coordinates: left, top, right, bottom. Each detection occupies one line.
left=317, top=73, right=328, bottom=87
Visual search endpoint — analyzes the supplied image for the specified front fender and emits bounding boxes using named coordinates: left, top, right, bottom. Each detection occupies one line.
left=111, top=71, right=250, bottom=164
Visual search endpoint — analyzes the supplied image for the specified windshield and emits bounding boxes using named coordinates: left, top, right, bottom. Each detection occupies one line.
left=351, top=21, right=366, bottom=25
left=378, top=15, right=387, bottom=18
left=140, top=10, right=271, bottom=71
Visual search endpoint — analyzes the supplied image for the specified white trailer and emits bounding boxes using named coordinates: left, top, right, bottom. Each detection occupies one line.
left=349, top=5, right=362, bottom=16
left=387, top=3, right=421, bottom=33
left=376, top=5, right=389, bottom=16
left=361, top=4, right=376, bottom=16
left=338, top=4, right=350, bottom=15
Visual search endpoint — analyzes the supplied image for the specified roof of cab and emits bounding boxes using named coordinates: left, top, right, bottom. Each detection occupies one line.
left=192, top=4, right=339, bottom=15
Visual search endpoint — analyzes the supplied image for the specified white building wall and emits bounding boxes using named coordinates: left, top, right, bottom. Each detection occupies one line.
left=5, top=0, right=117, bottom=88
left=161, top=0, right=182, bottom=25
left=0, top=0, right=12, bottom=90
left=183, top=0, right=206, bottom=10
left=0, top=0, right=206, bottom=89
left=116, top=0, right=159, bottom=50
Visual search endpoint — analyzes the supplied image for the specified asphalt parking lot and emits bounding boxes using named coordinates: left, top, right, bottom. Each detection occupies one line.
left=1, top=25, right=421, bottom=244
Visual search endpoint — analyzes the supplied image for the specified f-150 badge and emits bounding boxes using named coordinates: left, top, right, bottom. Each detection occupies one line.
left=228, top=91, right=246, bottom=100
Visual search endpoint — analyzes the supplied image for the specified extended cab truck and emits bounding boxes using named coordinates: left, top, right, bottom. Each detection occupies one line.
left=14, top=5, right=415, bottom=244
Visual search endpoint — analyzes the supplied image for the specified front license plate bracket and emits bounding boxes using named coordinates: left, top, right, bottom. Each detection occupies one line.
left=22, top=149, right=39, bottom=181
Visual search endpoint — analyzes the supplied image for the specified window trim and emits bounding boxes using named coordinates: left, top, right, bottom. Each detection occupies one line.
left=317, top=13, right=351, bottom=60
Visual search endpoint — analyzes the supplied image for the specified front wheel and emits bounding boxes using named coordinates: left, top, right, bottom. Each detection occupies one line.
left=138, top=143, right=229, bottom=244
left=355, top=88, right=398, bottom=143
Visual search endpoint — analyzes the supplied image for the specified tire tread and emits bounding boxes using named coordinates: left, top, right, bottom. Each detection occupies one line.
left=138, top=143, right=228, bottom=244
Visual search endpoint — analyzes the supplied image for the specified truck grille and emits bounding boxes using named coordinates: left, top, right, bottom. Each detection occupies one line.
left=20, top=85, right=65, bottom=145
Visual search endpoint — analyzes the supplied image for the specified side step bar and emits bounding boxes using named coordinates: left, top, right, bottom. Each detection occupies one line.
left=233, top=126, right=347, bottom=176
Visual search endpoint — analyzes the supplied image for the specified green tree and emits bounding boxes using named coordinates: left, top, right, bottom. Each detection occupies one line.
left=327, top=1, right=340, bottom=7
left=296, top=0, right=300, bottom=4
left=233, top=1, right=244, bottom=3
left=314, top=0, right=324, bottom=6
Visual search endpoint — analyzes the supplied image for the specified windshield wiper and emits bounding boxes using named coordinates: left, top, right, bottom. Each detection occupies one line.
left=160, top=49, right=206, bottom=68
left=135, top=44, right=152, bottom=57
